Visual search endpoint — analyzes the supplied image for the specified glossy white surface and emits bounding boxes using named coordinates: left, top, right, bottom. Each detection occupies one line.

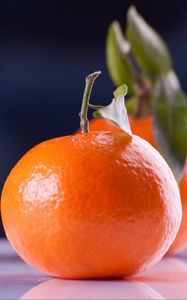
left=0, top=239, right=187, bottom=299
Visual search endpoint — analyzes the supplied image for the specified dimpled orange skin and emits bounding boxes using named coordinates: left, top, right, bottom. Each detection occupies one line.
left=1, top=132, right=181, bottom=279
left=90, top=117, right=187, bottom=253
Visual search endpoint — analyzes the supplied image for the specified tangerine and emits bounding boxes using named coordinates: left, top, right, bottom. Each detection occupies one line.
left=169, top=159, right=187, bottom=252
left=1, top=132, right=182, bottom=278
left=1, top=72, right=182, bottom=278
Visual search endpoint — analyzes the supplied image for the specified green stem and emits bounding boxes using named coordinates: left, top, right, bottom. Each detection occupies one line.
left=88, top=104, right=104, bottom=109
left=124, top=50, right=152, bottom=117
left=114, top=22, right=152, bottom=118
left=133, top=81, right=152, bottom=118
left=79, top=71, right=101, bottom=133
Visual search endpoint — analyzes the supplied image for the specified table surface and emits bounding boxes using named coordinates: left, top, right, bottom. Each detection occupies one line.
left=0, top=239, right=187, bottom=300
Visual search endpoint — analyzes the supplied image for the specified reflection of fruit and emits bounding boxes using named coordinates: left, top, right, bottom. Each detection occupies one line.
left=89, top=117, right=187, bottom=253
left=21, top=278, right=164, bottom=300
left=1, top=131, right=181, bottom=279
left=139, top=256, right=187, bottom=299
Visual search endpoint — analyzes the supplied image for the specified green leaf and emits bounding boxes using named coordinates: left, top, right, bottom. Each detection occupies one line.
left=113, top=84, right=128, bottom=99
left=154, top=75, right=187, bottom=179
left=106, top=21, right=134, bottom=93
left=126, top=6, right=172, bottom=75
left=94, top=85, right=132, bottom=135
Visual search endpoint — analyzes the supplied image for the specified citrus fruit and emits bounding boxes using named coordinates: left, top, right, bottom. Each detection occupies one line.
left=169, top=159, right=187, bottom=252
left=1, top=72, right=182, bottom=279
left=1, top=132, right=182, bottom=278
left=89, top=115, right=187, bottom=253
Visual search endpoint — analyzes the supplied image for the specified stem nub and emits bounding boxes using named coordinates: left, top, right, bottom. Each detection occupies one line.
left=79, top=71, right=101, bottom=133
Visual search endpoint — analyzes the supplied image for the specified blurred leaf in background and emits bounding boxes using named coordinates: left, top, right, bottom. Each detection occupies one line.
left=106, top=21, right=134, bottom=94
left=126, top=6, right=172, bottom=75
left=154, top=75, right=187, bottom=178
